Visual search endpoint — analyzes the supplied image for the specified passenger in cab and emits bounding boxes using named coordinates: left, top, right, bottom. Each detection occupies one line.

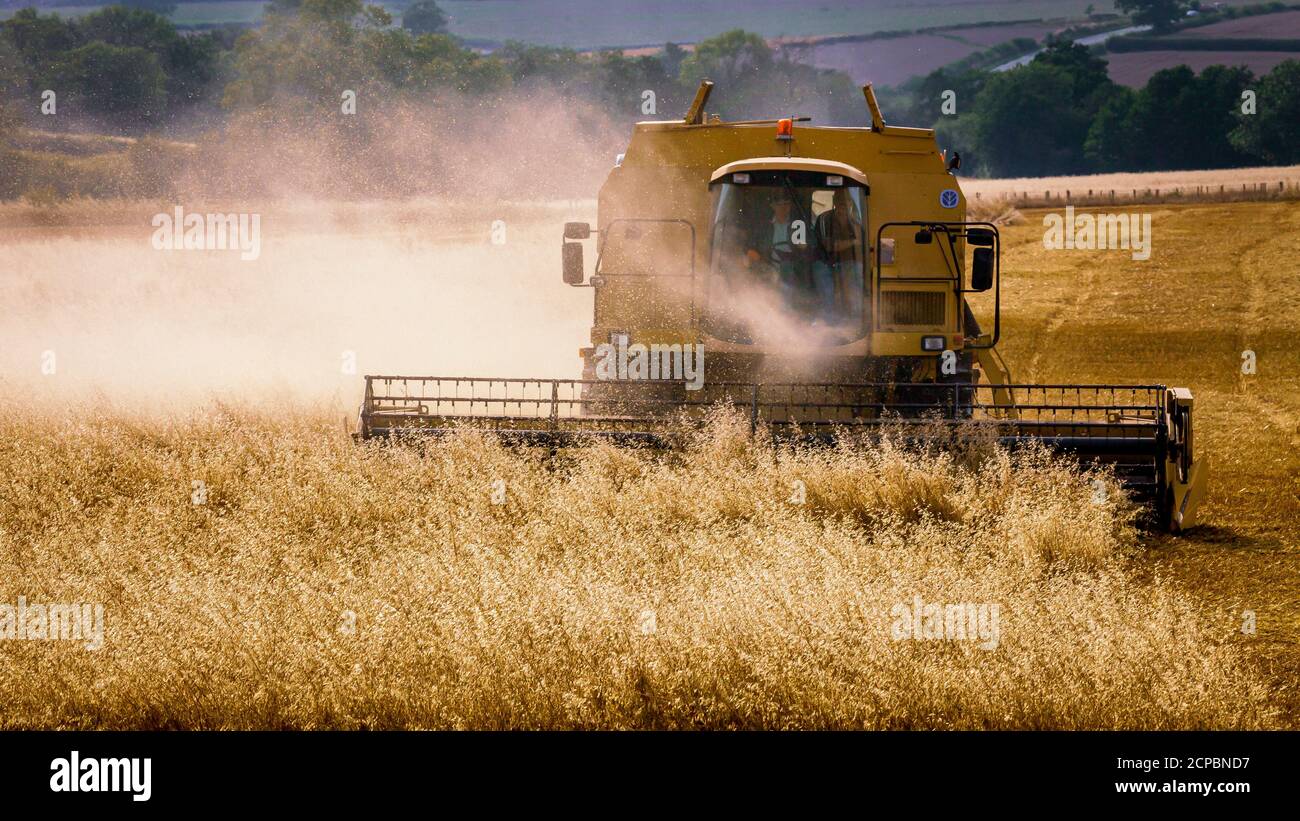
left=813, top=187, right=864, bottom=323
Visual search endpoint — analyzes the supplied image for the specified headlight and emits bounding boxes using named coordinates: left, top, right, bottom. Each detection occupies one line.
left=922, top=336, right=946, bottom=352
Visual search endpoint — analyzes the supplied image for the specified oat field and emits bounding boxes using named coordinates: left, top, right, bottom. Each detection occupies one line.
left=0, top=196, right=1294, bottom=729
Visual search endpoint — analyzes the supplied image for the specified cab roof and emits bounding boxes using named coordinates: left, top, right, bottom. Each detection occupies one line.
left=709, top=157, right=870, bottom=188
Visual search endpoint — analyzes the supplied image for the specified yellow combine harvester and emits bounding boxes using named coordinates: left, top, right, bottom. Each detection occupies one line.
left=357, top=82, right=1208, bottom=532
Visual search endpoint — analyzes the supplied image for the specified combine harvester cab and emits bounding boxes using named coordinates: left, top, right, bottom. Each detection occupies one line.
left=357, top=82, right=1208, bottom=533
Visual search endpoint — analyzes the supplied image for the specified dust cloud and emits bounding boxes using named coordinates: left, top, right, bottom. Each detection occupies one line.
left=0, top=200, right=597, bottom=413
left=0, top=92, right=632, bottom=414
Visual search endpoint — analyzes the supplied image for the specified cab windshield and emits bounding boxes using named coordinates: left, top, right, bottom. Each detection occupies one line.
left=706, top=169, right=867, bottom=346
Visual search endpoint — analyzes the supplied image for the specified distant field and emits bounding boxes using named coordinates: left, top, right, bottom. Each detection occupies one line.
left=787, top=21, right=1063, bottom=86
left=1106, top=49, right=1297, bottom=85
left=3, top=0, right=1110, bottom=47
left=962, top=164, right=1300, bottom=198
left=949, top=19, right=1063, bottom=46
left=432, top=0, right=1106, bottom=49
left=790, top=34, right=981, bottom=87
left=1177, top=9, right=1300, bottom=38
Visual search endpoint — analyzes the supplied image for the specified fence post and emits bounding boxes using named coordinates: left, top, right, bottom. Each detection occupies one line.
left=750, top=383, right=760, bottom=437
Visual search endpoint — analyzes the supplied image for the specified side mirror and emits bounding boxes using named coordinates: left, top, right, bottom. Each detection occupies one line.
left=966, top=228, right=995, bottom=247
left=914, top=229, right=933, bottom=245
left=970, top=247, right=994, bottom=292
left=562, top=242, right=584, bottom=285
left=564, top=222, right=591, bottom=240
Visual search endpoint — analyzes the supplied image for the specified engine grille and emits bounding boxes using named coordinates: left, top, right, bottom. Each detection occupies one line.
left=880, top=291, right=945, bottom=326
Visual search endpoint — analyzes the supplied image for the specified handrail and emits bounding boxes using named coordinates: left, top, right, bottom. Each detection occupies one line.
left=874, top=220, right=1001, bottom=348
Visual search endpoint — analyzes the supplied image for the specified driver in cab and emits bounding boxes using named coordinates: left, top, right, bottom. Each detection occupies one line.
left=742, top=194, right=798, bottom=295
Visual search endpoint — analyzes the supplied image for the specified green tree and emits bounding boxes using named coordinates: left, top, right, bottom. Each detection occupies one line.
left=0, top=36, right=26, bottom=145
left=910, top=67, right=987, bottom=127
left=77, top=5, right=179, bottom=50
left=1133, top=65, right=1204, bottom=169
left=595, top=49, right=677, bottom=118
left=951, top=39, right=1123, bottom=175
left=676, top=30, right=859, bottom=122
left=367, top=28, right=507, bottom=93
left=1115, top=0, right=1189, bottom=33
left=401, top=1, right=448, bottom=35
left=1, top=8, right=81, bottom=77
left=948, top=41, right=1120, bottom=176
left=1032, top=38, right=1112, bottom=104
left=495, top=42, right=586, bottom=86
left=225, top=0, right=507, bottom=109
left=1085, top=65, right=1254, bottom=171
left=164, top=32, right=223, bottom=109
left=679, top=29, right=772, bottom=91
left=1166, top=64, right=1253, bottom=168
left=0, top=30, right=28, bottom=103
left=77, top=6, right=223, bottom=114
left=52, top=42, right=167, bottom=123
left=660, top=42, right=687, bottom=79
left=408, top=34, right=507, bottom=93
left=1084, top=85, right=1142, bottom=169
left=222, top=0, right=386, bottom=109
left=954, top=63, right=1096, bottom=176
left=301, top=0, right=366, bottom=22
left=1230, top=59, right=1300, bottom=164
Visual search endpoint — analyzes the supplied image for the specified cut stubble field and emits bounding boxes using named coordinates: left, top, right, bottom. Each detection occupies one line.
left=0, top=196, right=1295, bottom=729
left=1106, top=50, right=1300, bottom=87
left=994, top=200, right=1300, bottom=717
left=1177, top=9, right=1300, bottom=38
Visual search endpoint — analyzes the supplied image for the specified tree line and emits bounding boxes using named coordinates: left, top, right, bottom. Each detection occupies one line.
left=0, top=1, right=859, bottom=133
left=1, top=0, right=1299, bottom=179
left=900, top=40, right=1300, bottom=175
